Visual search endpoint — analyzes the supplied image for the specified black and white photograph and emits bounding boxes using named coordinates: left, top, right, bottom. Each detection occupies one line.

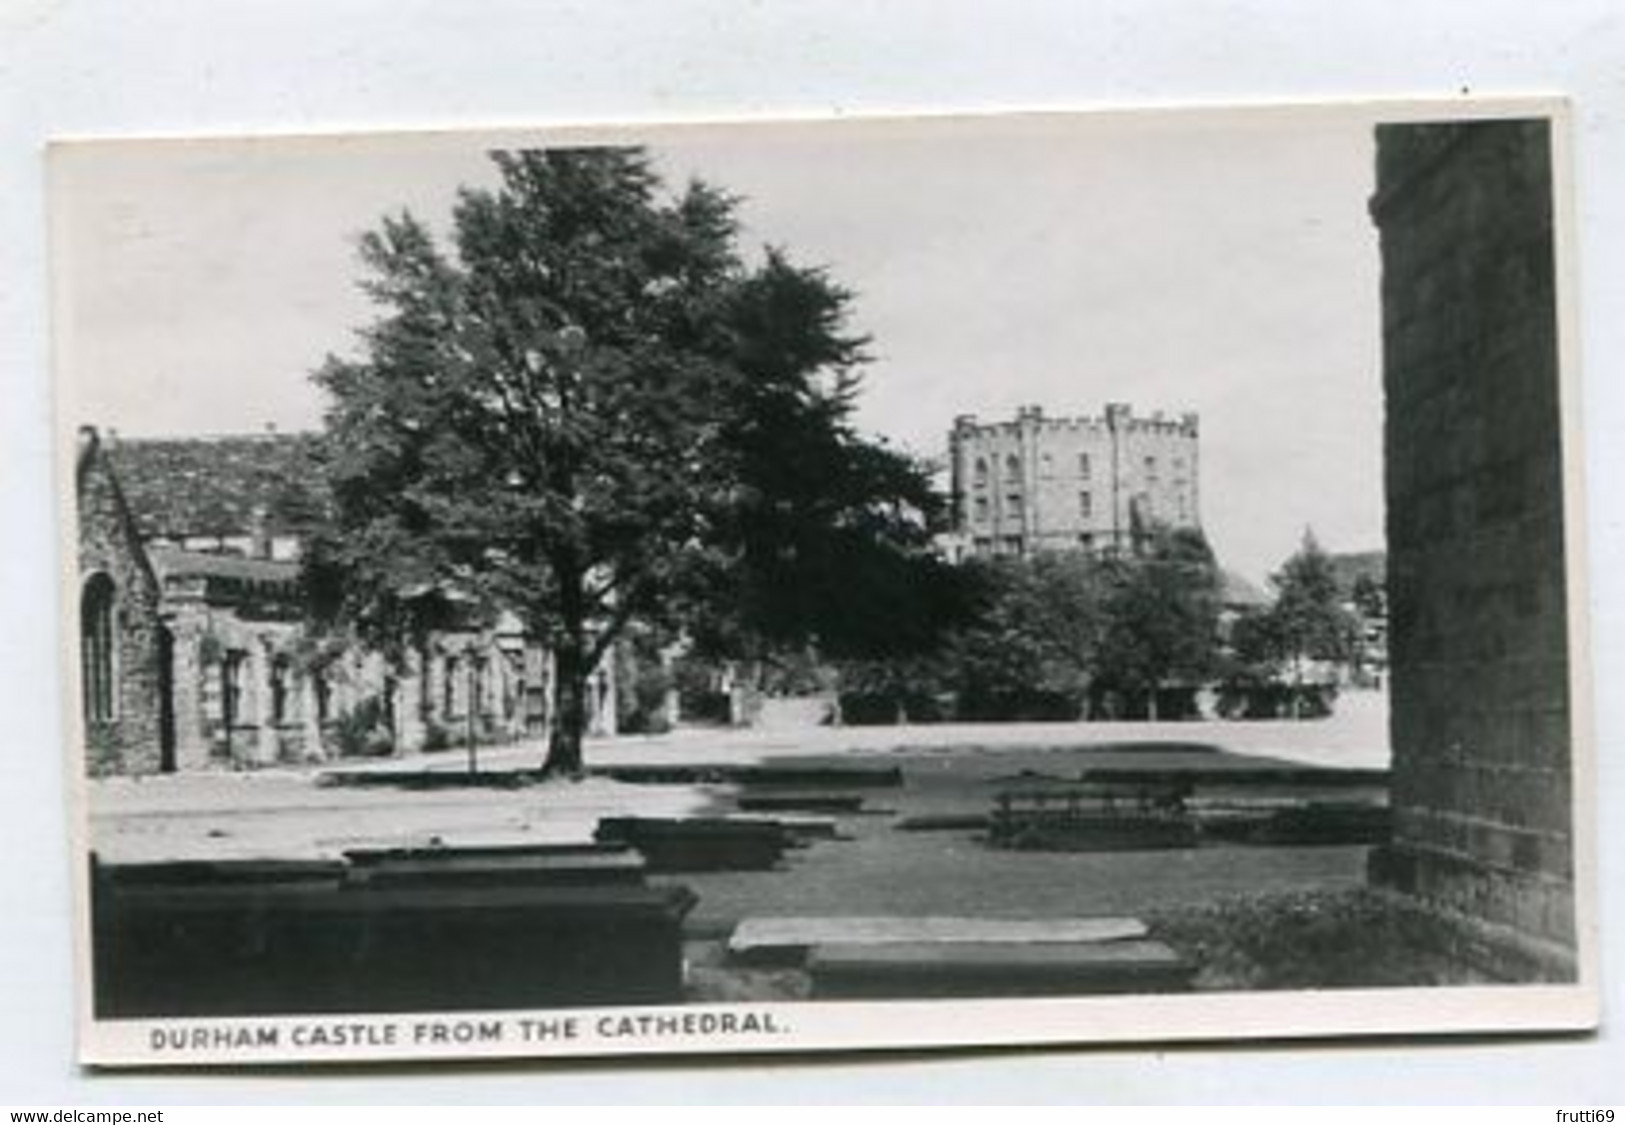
left=51, top=100, right=1595, bottom=1067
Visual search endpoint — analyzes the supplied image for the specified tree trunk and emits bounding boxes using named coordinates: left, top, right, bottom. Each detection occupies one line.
left=544, top=638, right=588, bottom=777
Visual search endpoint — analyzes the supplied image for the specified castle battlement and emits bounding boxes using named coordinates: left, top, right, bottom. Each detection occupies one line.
left=947, top=402, right=1201, bottom=559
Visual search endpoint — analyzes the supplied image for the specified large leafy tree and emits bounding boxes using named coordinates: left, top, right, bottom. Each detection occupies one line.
left=1093, top=525, right=1223, bottom=718
left=678, top=250, right=966, bottom=667
left=310, top=148, right=947, bottom=775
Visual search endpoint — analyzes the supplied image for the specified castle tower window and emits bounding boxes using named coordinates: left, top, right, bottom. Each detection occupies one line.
left=1078, top=453, right=1091, bottom=479
left=80, top=573, right=116, bottom=724
left=1005, top=491, right=1022, bottom=513
left=973, top=458, right=988, bottom=488
left=1004, top=454, right=1021, bottom=479
left=1144, top=455, right=1158, bottom=483
left=1079, top=491, right=1092, bottom=519
left=973, top=495, right=989, bottom=522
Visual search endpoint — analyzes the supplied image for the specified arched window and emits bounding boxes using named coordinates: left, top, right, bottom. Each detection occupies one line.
left=80, top=574, right=116, bottom=724
left=973, top=458, right=989, bottom=488
left=1004, top=453, right=1021, bottom=479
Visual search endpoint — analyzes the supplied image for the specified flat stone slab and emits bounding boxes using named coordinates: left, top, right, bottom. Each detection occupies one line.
left=95, top=882, right=697, bottom=1017
left=725, top=814, right=842, bottom=840
left=988, top=812, right=1199, bottom=852
left=596, top=764, right=904, bottom=789
left=736, top=792, right=868, bottom=814
left=342, top=850, right=649, bottom=888
left=93, top=856, right=347, bottom=889
left=894, top=813, right=989, bottom=832
left=345, top=841, right=632, bottom=864
left=595, top=817, right=790, bottom=872
left=730, top=915, right=1148, bottom=965
left=807, top=939, right=1194, bottom=999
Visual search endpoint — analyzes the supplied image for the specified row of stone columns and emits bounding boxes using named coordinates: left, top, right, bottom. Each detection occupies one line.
left=160, top=613, right=624, bottom=768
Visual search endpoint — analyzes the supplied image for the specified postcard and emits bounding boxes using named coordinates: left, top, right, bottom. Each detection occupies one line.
left=50, top=97, right=1596, bottom=1067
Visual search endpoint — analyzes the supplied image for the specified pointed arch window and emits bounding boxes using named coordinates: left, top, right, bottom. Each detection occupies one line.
left=81, top=574, right=117, bottom=724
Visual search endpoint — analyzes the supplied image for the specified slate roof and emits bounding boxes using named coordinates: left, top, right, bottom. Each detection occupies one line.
left=103, top=432, right=331, bottom=541
left=147, top=544, right=303, bottom=588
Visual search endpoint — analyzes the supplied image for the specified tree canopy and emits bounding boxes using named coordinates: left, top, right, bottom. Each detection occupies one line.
left=1268, top=528, right=1359, bottom=676
left=1092, top=525, right=1222, bottom=716
left=308, top=147, right=953, bottom=773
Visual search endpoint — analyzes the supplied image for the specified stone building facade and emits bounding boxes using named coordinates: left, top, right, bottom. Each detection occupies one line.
left=74, top=429, right=617, bottom=776
left=1368, top=119, right=1577, bottom=977
left=75, top=428, right=170, bottom=775
left=949, top=404, right=1200, bottom=558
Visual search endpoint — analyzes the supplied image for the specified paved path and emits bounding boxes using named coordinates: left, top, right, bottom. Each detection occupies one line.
left=86, top=691, right=1387, bottom=868
left=370, top=687, right=1390, bottom=774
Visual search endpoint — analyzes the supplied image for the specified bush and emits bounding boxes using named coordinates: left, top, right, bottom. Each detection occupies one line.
left=679, top=689, right=733, bottom=725
left=618, top=658, right=674, bottom=735
left=330, top=696, right=394, bottom=758
left=957, top=689, right=1083, bottom=722
left=1215, top=681, right=1337, bottom=720
left=837, top=692, right=902, bottom=725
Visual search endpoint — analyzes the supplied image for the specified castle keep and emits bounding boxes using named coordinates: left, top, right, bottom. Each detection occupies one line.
left=949, top=403, right=1200, bottom=557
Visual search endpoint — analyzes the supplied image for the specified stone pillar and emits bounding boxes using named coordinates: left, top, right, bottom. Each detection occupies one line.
left=599, top=656, right=618, bottom=736
left=396, top=647, right=426, bottom=753
left=300, top=671, right=325, bottom=762
left=163, top=604, right=212, bottom=771
left=253, top=637, right=278, bottom=767
left=659, top=646, right=681, bottom=730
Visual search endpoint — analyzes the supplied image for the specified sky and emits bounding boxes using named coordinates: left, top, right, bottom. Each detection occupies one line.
left=51, top=108, right=1386, bottom=584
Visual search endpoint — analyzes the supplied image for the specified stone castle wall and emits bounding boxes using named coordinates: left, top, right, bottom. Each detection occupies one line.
left=1369, top=119, right=1576, bottom=976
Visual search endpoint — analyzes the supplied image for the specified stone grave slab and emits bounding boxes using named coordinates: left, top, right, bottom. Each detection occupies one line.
left=735, top=792, right=868, bottom=814
left=597, top=764, right=903, bottom=788
left=94, top=881, right=696, bottom=1017
left=93, top=855, right=347, bottom=891
left=725, top=814, right=842, bottom=841
left=807, top=939, right=1195, bottom=999
left=341, top=849, right=648, bottom=889
left=729, top=915, right=1149, bottom=966
left=894, top=813, right=989, bottom=832
left=595, top=817, right=790, bottom=872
